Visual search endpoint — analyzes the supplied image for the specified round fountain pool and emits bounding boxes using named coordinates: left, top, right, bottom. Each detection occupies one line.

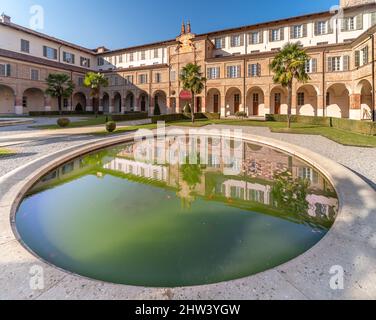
left=15, top=135, right=338, bottom=287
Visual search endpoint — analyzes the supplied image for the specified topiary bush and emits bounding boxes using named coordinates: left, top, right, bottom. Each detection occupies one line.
left=106, top=121, right=117, bottom=133
left=154, top=104, right=161, bottom=116
left=57, top=118, right=70, bottom=128
left=235, top=111, right=248, bottom=119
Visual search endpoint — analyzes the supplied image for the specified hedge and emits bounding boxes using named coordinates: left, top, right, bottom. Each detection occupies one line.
left=29, top=111, right=103, bottom=116
left=111, top=113, right=149, bottom=122
left=151, top=112, right=221, bottom=124
left=266, top=114, right=376, bottom=136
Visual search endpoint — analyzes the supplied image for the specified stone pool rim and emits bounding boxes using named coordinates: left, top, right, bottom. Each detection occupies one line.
left=1, top=130, right=375, bottom=299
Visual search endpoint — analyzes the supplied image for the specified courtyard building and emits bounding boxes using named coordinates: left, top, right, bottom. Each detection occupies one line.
left=0, top=0, right=375, bottom=120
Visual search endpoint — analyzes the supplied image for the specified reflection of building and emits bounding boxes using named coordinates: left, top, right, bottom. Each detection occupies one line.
left=1, top=1, right=375, bottom=120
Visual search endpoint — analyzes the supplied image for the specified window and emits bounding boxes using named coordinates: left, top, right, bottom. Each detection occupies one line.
left=63, top=98, right=69, bottom=109
left=22, top=96, right=27, bottom=108
left=271, top=29, right=281, bottom=42
left=154, top=49, right=159, bottom=58
left=292, top=25, right=303, bottom=38
left=139, top=74, right=148, bottom=84
left=125, top=75, right=133, bottom=84
left=248, top=63, right=260, bottom=77
left=170, top=70, right=176, bottom=82
left=215, top=37, right=225, bottom=49
left=140, top=51, right=146, bottom=60
left=355, top=46, right=369, bottom=67
left=118, top=55, right=123, bottom=63
left=129, top=53, right=134, bottom=62
left=0, top=64, right=11, bottom=77
left=31, top=69, right=39, bottom=81
left=227, top=65, right=241, bottom=78
left=97, top=57, right=104, bottom=66
left=230, top=35, right=242, bottom=47
left=326, top=92, right=330, bottom=106
left=207, top=67, right=220, bottom=79
left=155, top=73, right=161, bottom=83
left=250, top=32, right=261, bottom=44
left=21, top=39, right=30, bottom=53
left=63, top=51, right=75, bottom=64
left=305, top=58, right=317, bottom=73
left=316, top=21, right=327, bottom=35
left=78, top=77, right=84, bottom=86
left=43, top=46, right=57, bottom=60
left=297, top=92, right=305, bottom=106
left=342, top=15, right=363, bottom=31
left=80, top=57, right=90, bottom=68
left=328, top=56, right=349, bottom=72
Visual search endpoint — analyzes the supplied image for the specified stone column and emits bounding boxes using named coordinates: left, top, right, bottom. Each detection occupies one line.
left=14, top=96, right=24, bottom=115
left=109, top=98, right=115, bottom=114
left=98, top=99, right=104, bottom=112
left=220, top=94, right=226, bottom=118
left=121, top=98, right=127, bottom=114
left=263, top=92, right=271, bottom=115
left=349, top=94, right=361, bottom=120
left=291, top=93, right=297, bottom=115
left=317, top=95, right=324, bottom=117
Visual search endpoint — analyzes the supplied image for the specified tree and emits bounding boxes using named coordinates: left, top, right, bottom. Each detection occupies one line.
left=84, top=72, right=109, bottom=117
left=180, top=63, right=206, bottom=123
left=270, top=42, right=310, bottom=128
left=45, top=74, right=75, bottom=115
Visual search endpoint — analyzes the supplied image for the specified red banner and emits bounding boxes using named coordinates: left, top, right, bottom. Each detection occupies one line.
left=179, top=90, right=192, bottom=100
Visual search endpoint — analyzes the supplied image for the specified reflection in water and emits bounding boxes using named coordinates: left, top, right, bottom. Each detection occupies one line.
left=18, top=136, right=339, bottom=287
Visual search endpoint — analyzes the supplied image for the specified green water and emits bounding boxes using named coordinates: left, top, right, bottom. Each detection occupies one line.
left=16, top=138, right=338, bottom=287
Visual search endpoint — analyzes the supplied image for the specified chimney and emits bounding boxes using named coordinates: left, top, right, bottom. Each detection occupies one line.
left=1, top=13, right=11, bottom=24
left=181, top=20, right=186, bottom=35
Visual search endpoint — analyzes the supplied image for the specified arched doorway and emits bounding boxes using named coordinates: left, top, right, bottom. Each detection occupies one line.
left=138, top=92, right=149, bottom=113
left=114, top=92, right=122, bottom=113
left=154, top=91, right=167, bottom=115
left=326, top=84, right=350, bottom=118
left=270, top=87, right=287, bottom=115
left=356, top=80, right=372, bottom=120
left=73, top=92, right=86, bottom=112
left=125, top=92, right=135, bottom=112
left=296, top=85, right=318, bottom=116
left=102, top=93, right=110, bottom=113
left=225, top=87, right=242, bottom=116
left=23, top=88, right=45, bottom=112
left=246, top=87, right=265, bottom=116
left=0, top=85, right=15, bottom=114
left=206, top=88, right=221, bottom=114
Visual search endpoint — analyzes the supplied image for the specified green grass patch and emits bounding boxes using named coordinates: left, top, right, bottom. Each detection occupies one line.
left=0, top=148, right=14, bottom=157
left=32, top=116, right=108, bottom=129
left=93, top=123, right=159, bottom=136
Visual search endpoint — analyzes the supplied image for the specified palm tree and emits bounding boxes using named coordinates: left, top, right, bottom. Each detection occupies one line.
left=180, top=63, right=206, bottom=123
left=45, top=73, right=75, bottom=115
left=270, top=42, right=310, bottom=128
left=84, top=72, right=109, bottom=117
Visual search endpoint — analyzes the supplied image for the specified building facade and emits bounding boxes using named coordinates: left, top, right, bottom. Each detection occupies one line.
left=0, top=0, right=375, bottom=120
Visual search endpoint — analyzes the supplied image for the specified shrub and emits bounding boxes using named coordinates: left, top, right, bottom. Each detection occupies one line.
left=235, top=111, right=248, bottom=119
left=183, top=103, right=192, bottom=115
left=57, top=118, right=70, bottom=128
left=111, top=113, right=149, bottom=122
left=154, top=104, right=161, bottom=116
left=106, top=121, right=117, bottom=133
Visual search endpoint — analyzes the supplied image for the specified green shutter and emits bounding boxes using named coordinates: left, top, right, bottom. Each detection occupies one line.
left=343, top=55, right=350, bottom=71
left=328, top=20, right=334, bottom=34
left=356, top=14, right=363, bottom=30
left=314, top=22, right=319, bottom=36
left=327, top=57, right=333, bottom=72
left=280, top=27, right=284, bottom=41
left=355, top=51, right=360, bottom=67
left=311, top=58, right=317, bottom=73
left=43, top=46, right=47, bottom=57
left=290, top=26, right=295, bottom=39
left=341, top=18, right=347, bottom=32
left=257, top=63, right=261, bottom=76
left=372, top=12, right=376, bottom=26
left=6, top=64, right=11, bottom=77
left=303, top=24, right=307, bottom=37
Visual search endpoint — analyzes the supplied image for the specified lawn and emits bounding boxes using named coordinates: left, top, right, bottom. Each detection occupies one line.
left=32, top=116, right=108, bottom=129
left=95, top=118, right=376, bottom=148
left=0, top=148, right=14, bottom=157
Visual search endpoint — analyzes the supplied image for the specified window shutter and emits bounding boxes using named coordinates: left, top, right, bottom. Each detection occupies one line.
left=227, top=66, right=230, bottom=78
left=237, top=65, right=241, bottom=77
left=372, top=12, right=376, bottom=26
left=72, top=54, right=75, bottom=64
left=328, top=20, right=334, bottom=34
left=280, top=27, right=284, bottom=41
left=6, top=64, right=11, bottom=77
left=311, top=58, right=317, bottom=73
left=355, top=51, right=360, bottom=67
left=240, top=34, right=244, bottom=46
left=341, top=18, right=347, bottom=32
left=314, top=22, right=319, bottom=36
left=54, top=49, right=57, bottom=60
left=303, top=24, right=307, bottom=37
left=290, top=26, right=295, bottom=39
left=221, top=37, right=226, bottom=48
left=257, top=63, right=261, bottom=76
left=216, top=67, right=220, bottom=78
left=259, top=31, right=263, bottom=44
left=356, top=14, right=363, bottom=30
left=269, top=30, right=273, bottom=42
left=249, top=33, right=254, bottom=45
left=230, top=36, right=234, bottom=47
left=43, top=46, right=47, bottom=57
left=327, top=57, right=333, bottom=72
left=343, top=55, right=350, bottom=71
left=63, top=52, right=66, bottom=61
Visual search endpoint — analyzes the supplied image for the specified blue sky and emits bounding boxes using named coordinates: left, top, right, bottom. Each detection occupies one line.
left=0, top=0, right=339, bottom=49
